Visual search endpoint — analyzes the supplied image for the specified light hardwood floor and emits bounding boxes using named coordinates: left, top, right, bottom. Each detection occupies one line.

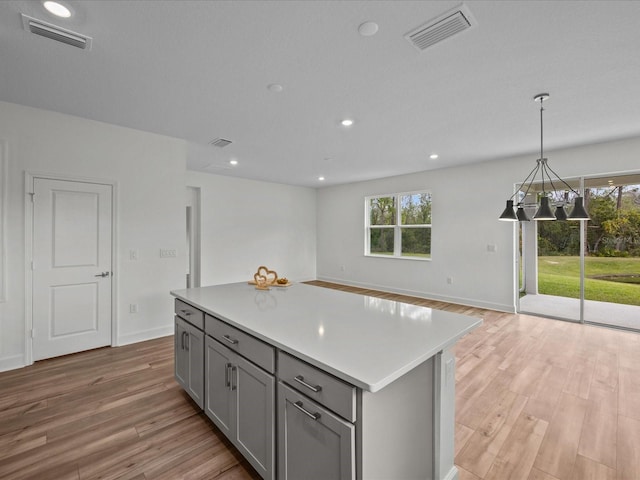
left=1, top=281, right=638, bottom=479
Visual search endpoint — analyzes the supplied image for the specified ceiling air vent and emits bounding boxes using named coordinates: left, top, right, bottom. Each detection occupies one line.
left=21, top=14, right=92, bottom=50
left=209, top=138, right=232, bottom=148
left=405, top=4, right=475, bottom=51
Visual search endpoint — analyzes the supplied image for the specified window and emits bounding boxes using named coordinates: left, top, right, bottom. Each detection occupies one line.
left=365, top=191, right=432, bottom=259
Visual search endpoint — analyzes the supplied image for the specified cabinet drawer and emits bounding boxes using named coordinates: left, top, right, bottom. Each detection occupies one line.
left=174, top=299, right=204, bottom=330
left=278, top=351, right=356, bottom=422
left=205, top=314, right=275, bottom=374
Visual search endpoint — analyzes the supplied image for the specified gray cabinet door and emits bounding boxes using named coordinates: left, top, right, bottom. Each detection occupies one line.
left=206, top=337, right=276, bottom=480
left=278, top=382, right=355, bottom=480
left=175, top=317, right=204, bottom=409
left=235, top=355, right=275, bottom=480
left=186, top=326, right=204, bottom=408
left=205, top=336, right=233, bottom=436
left=174, top=317, right=189, bottom=391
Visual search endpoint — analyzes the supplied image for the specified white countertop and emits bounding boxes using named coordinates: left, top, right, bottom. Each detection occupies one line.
left=171, top=282, right=482, bottom=392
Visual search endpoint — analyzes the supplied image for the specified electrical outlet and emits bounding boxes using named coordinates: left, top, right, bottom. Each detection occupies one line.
left=446, top=277, right=453, bottom=285
left=487, top=244, right=497, bottom=253
left=129, top=304, right=138, bottom=314
left=160, top=249, right=176, bottom=258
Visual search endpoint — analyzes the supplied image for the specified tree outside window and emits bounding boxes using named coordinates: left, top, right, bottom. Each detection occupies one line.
left=366, top=192, right=432, bottom=259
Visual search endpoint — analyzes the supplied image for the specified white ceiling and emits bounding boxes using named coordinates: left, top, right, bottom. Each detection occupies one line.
left=1, top=0, right=640, bottom=187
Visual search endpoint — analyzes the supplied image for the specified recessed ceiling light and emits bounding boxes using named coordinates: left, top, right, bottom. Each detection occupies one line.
left=229, top=159, right=238, bottom=166
left=267, top=83, right=284, bottom=93
left=430, top=153, right=439, bottom=159
left=43, top=1, right=71, bottom=18
left=358, top=21, right=379, bottom=37
left=341, top=119, right=354, bottom=127
left=318, top=176, right=325, bottom=181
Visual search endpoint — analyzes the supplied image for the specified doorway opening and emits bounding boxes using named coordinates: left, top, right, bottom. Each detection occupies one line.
left=186, top=186, right=201, bottom=288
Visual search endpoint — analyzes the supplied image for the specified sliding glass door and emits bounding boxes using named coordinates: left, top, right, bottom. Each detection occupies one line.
left=517, top=172, right=640, bottom=332
left=582, top=174, right=640, bottom=329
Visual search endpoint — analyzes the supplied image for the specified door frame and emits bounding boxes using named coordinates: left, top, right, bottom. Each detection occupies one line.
left=24, top=172, right=119, bottom=366
left=186, top=186, right=201, bottom=288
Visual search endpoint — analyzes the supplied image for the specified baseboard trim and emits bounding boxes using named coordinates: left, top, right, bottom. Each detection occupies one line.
left=316, top=276, right=515, bottom=313
left=116, top=325, right=173, bottom=347
left=0, top=354, right=26, bottom=372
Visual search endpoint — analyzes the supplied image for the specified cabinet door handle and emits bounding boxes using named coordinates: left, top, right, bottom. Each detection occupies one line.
left=181, top=331, right=186, bottom=350
left=180, top=309, right=192, bottom=316
left=293, top=401, right=321, bottom=421
left=225, top=363, right=232, bottom=388
left=231, top=366, right=237, bottom=391
left=185, top=332, right=190, bottom=351
left=222, top=334, right=238, bottom=345
left=294, top=375, right=322, bottom=393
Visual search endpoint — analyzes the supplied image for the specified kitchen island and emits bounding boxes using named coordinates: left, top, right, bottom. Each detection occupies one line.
left=171, top=282, right=481, bottom=480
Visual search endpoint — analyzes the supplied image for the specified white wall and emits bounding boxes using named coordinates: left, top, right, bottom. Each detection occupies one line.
left=0, top=101, right=187, bottom=371
left=316, top=136, right=640, bottom=312
left=186, top=171, right=316, bottom=285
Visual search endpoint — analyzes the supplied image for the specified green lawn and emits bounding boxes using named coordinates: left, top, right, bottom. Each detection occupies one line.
left=538, top=256, right=640, bottom=305
left=370, top=252, right=431, bottom=259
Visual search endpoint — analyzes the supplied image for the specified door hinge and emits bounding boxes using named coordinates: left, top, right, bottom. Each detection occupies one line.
left=28, top=192, right=35, bottom=202
left=31, top=328, right=36, bottom=338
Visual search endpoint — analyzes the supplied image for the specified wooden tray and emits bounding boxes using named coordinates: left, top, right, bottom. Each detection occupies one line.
left=248, top=280, right=293, bottom=288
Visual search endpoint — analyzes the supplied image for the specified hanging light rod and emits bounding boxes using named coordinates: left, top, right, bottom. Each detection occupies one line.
left=499, top=93, right=590, bottom=222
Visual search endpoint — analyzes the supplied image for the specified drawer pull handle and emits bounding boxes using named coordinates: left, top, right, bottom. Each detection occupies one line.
left=180, top=309, right=192, bottom=316
left=293, top=401, right=321, bottom=421
left=222, top=335, right=239, bottom=345
left=294, top=375, right=322, bottom=393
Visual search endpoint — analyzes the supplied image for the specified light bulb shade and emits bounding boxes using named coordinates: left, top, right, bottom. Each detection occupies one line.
left=568, top=196, right=590, bottom=220
left=533, top=196, right=556, bottom=220
left=554, top=205, right=568, bottom=221
left=516, top=205, right=530, bottom=221
left=499, top=200, right=518, bottom=221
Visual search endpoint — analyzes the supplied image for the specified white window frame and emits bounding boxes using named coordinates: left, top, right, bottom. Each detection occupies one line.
left=364, top=190, right=432, bottom=260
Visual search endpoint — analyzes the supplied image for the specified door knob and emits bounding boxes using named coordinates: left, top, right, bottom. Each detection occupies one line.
left=94, top=271, right=110, bottom=277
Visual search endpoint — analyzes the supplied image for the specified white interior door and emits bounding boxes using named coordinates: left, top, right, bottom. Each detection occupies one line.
left=32, top=178, right=112, bottom=361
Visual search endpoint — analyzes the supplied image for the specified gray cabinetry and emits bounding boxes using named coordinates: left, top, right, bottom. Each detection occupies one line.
left=277, top=351, right=440, bottom=480
left=174, top=310, right=204, bottom=409
left=172, top=284, right=477, bottom=480
left=204, top=335, right=233, bottom=435
left=205, top=334, right=275, bottom=480
left=174, top=316, right=189, bottom=388
left=277, top=382, right=354, bottom=480
left=278, top=351, right=356, bottom=422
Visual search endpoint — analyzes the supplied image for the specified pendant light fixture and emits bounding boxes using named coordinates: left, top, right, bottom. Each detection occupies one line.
left=499, top=93, right=590, bottom=222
